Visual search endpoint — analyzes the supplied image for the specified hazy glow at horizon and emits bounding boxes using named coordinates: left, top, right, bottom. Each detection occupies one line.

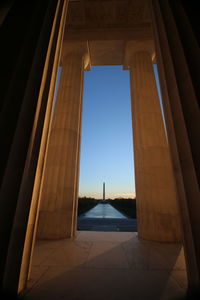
left=78, top=66, right=136, bottom=199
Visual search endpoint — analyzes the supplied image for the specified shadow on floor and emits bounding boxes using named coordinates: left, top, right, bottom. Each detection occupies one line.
left=20, top=232, right=188, bottom=300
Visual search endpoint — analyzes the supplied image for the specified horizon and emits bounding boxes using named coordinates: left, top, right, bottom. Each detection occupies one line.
left=79, top=195, right=136, bottom=200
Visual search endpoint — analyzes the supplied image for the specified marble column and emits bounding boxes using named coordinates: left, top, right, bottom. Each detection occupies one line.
left=37, top=42, right=90, bottom=239
left=18, top=0, right=69, bottom=292
left=151, top=0, right=200, bottom=288
left=126, top=41, right=181, bottom=242
left=0, top=1, right=66, bottom=295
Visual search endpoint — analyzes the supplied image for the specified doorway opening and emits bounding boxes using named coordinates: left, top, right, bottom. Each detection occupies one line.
left=77, top=65, right=136, bottom=232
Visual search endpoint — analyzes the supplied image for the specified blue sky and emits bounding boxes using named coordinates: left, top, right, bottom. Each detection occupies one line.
left=78, top=66, right=135, bottom=199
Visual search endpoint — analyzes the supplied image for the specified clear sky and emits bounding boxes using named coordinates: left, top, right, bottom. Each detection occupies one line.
left=78, top=66, right=135, bottom=199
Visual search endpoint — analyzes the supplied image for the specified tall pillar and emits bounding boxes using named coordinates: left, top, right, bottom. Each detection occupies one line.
left=37, top=41, right=90, bottom=239
left=18, top=0, right=68, bottom=292
left=126, top=41, right=181, bottom=242
left=0, top=1, right=67, bottom=295
left=151, top=0, right=200, bottom=289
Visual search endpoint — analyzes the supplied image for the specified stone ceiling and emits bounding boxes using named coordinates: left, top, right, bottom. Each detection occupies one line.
left=65, top=0, right=154, bottom=66
left=67, top=0, right=151, bottom=30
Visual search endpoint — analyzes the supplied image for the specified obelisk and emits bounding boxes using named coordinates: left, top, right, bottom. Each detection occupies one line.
left=103, top=182, right=105, bottom=201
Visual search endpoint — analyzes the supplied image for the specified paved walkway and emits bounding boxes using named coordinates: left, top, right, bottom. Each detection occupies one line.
left=23, top=232, right=187, bottom=300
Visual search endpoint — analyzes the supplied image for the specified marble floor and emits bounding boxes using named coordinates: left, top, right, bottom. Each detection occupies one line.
left=22, top=231, right=187, bottom=300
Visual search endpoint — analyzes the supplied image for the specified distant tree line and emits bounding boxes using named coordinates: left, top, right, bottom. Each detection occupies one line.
left=78, top=197, right=98, bottom=215
left=109, top=198, right=137, bottom=218
left=78, top=197, right=137, bottom=218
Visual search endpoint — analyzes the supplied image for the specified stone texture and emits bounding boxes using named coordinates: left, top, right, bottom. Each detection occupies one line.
left=24, top=231, right=187, bottom=300
left=151, top=0, right=200, bottom=288
left=37, top=42, right=89, bottom=239
left=127, top=47, right=181, bottom=242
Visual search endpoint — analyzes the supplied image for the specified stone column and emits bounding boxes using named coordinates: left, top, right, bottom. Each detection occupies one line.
left=126, top=41, right=181, bottom=242
left=18, top=1, right=69, bottom=292
left=72, top=89, right=83, bottom=236
left=0, top=1, right=67, bottom=295
left=151, top=0, right=200, bottom=288
left=37, top=41, right=90, bottom=239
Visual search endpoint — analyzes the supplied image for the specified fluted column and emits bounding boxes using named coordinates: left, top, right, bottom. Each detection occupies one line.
left=0, top=1, right=68, bottom=294
left=37, top=42, right=90, bottom=239
left=151, top=0, right=200, bottom=288
left=126, top=41, right=181, bottom=242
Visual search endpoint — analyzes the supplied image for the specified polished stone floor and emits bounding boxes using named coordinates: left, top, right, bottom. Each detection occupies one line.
left=23, top=231, right=187, bottom=300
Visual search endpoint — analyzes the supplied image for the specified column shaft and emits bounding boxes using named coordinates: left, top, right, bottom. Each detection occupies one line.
left=72, top=77, right=84, bottom=236
left=130, top=51, right=181, bottom=242
left=18, top=0, right=69, bottom=292
left=0, top=0, right=66, bottom=294
left=37, top=50, right=84, bottom=239
left=151, top=0, right=200, bottom=288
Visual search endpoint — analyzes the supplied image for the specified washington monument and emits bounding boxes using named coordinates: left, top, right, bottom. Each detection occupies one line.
left=103, top=182, right=105, bottom=201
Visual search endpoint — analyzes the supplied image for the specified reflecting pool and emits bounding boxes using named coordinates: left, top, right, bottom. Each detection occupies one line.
left=80, top=203, right=127, bottom=219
